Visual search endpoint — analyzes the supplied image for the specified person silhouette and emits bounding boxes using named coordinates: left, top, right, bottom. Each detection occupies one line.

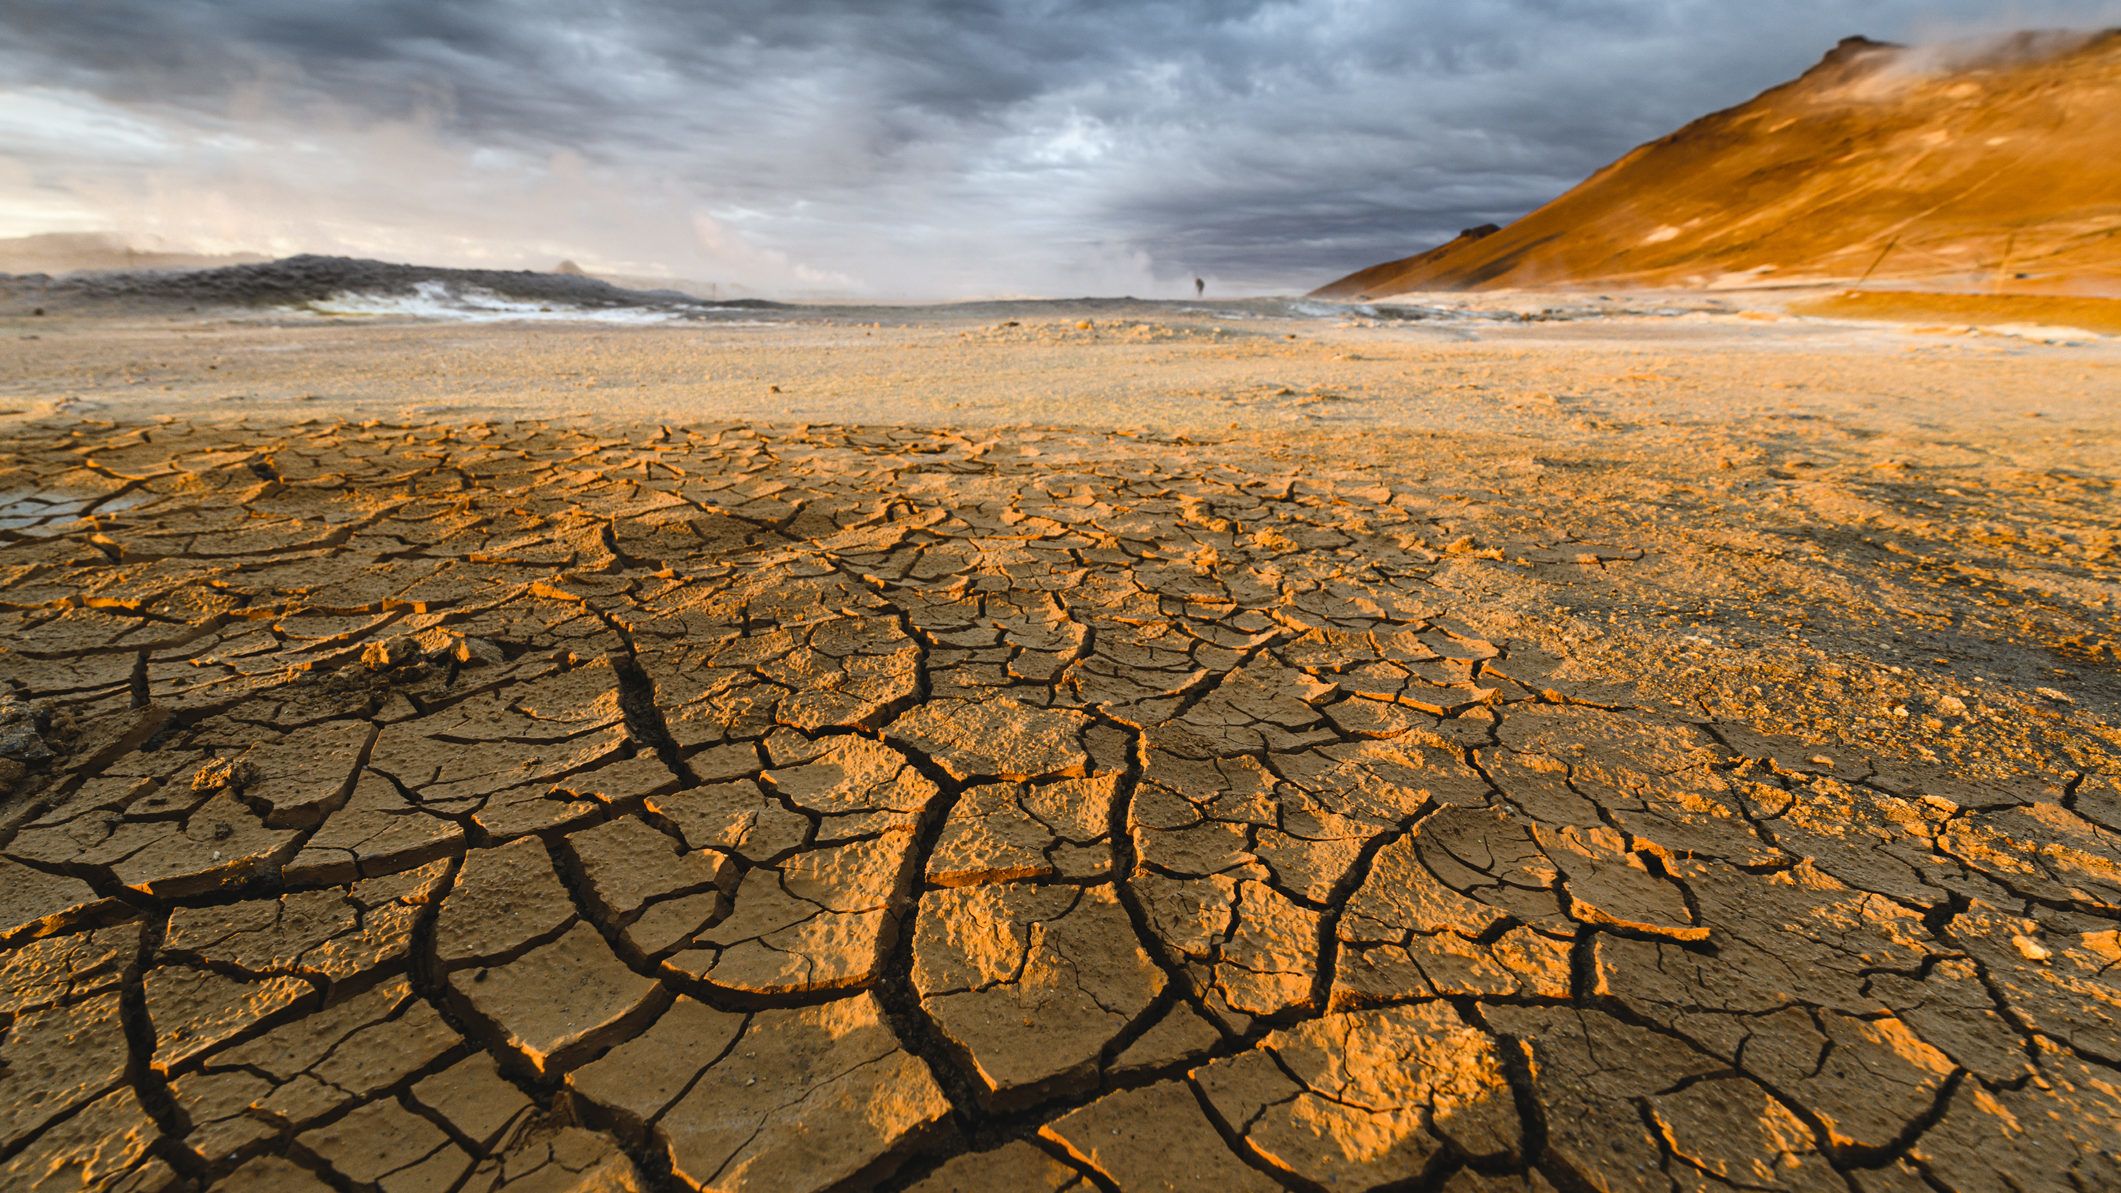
left=1194, top=277, right=1204, bottom=298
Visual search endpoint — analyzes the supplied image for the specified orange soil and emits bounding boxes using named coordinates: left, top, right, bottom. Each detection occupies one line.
left=1316, top=30, right=2121, bottom=299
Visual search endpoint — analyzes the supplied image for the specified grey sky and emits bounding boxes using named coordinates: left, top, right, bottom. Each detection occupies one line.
left=2, top=0, right=2115, bottom=296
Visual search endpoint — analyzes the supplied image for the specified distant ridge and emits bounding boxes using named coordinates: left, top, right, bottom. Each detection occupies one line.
left=1, top=254, right=787, bottom=314
left=1313, top=29, right=2121, bottom=298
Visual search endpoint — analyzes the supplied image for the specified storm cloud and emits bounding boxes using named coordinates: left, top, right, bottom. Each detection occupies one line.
left=2, top=0, right=2114, bottom=296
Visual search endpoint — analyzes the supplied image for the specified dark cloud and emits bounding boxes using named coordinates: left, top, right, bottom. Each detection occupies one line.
left=2, top=0, right=2114, bottom=295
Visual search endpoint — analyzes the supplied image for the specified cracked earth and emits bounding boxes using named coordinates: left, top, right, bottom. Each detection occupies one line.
left=2, top=315, right=2119, bottom=1192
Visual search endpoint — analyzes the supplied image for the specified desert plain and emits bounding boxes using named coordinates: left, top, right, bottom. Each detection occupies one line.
left=1, top=300, right=2118, bottom=1192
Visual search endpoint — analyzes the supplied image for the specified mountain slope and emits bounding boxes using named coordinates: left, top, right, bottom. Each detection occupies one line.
left=1313, top=30, right=2121, bottom=298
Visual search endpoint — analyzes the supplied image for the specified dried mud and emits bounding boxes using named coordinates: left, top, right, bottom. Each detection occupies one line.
left=0, top=313, right=2117, bottom=1192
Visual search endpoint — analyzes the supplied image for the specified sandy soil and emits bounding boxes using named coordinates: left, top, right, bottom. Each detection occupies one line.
left=1791, top=290, right=2121, bottom=337
left=1, top=306, right=2117, bottom=1191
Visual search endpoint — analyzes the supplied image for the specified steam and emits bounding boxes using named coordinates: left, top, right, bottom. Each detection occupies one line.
left=0, top=83, right=854, bottom=296
left=1875, top=27, right=2112, bottom=79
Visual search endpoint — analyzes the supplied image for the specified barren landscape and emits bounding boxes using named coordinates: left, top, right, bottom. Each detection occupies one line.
left=1, top=304, right=2117, bottom=1191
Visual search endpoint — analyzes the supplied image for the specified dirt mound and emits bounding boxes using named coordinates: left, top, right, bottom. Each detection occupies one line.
left=1314, top=29, right=2121, bottom=298
left=0, top=254, right=787, bottom=315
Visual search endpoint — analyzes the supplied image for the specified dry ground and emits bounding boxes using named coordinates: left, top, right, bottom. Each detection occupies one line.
left=1788, top=291, right=2121, bottom=338
left=1, top=308, right=2117, bottom=1192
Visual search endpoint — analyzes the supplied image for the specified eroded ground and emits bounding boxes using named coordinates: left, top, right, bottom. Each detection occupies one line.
left=1, top=315, right=2119, bottom=1193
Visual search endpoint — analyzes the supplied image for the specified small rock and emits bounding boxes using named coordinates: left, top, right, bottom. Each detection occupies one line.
left=0, top=694, right=55, bottom=764
left=191, top=756, right=256, bottom=793
left=361, top=634, right=428, bottom=672
left=450, top=636, right=506, bottom=667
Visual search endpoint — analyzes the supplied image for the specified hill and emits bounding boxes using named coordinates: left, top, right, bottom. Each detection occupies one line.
left=1313, top=30, right=2121, bottom=299
left=0, top=254, right=786, bottom=316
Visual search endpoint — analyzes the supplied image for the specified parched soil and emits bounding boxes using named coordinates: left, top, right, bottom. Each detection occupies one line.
left=0, top=316, right=2117, bottom=1191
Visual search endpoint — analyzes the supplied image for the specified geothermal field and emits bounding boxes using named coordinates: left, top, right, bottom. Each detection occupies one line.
left=3, top=15, right=2119, bottom=1193
left=0, top=297, right=2116, bottom=1192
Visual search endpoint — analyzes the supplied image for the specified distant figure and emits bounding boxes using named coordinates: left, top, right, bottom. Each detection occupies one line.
left=1194, top=277, right=1204, bottom=298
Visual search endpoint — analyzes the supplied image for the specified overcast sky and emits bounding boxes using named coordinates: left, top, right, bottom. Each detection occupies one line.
left=1, top=1, right=2115, bottom=296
